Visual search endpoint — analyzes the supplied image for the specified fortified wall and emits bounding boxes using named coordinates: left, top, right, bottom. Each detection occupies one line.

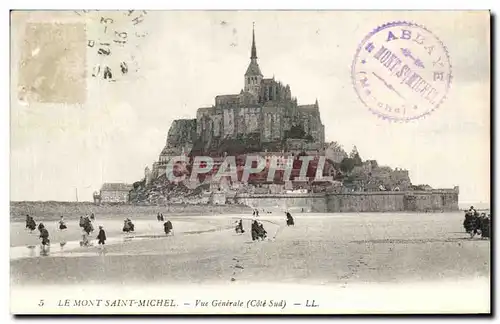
left=235, top=193, right=327, bottom=212
left=234, top=187, right=459, bottom=213
left=326, top=188, right=459, bottom=212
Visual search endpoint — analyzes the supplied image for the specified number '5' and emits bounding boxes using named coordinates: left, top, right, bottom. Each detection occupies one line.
left=38, top=299, right=44, bottom=307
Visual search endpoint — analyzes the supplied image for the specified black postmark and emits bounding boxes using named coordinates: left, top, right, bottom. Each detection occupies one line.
left=77, top=10, right=149, bottom=82
left=351, top=21, right=452, bottom=122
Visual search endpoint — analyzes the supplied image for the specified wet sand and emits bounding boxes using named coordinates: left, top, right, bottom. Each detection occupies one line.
left=11, top=212, right=490, bottom=286
left=10, top=216, right=233, bottom=247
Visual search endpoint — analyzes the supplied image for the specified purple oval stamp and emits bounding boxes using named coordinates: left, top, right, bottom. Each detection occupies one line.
left=352, top=21, right=452, bottom=121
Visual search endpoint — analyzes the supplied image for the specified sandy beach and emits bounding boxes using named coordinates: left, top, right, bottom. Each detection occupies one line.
left=11, top=212, right=490, bottom=285
left=10, top=211, right=491, bottom=314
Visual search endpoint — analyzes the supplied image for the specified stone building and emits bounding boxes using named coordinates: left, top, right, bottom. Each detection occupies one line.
left=325, top=142, right=348, bottom=164
left=100, top=183, right=133, bottom=203
left=348, top=161, right=412, bottom=192
left=152, top=25, right=325, bottom=179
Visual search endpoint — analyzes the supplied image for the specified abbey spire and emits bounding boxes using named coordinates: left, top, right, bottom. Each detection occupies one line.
left=244, top=23, right=263, bottom=97
left=251, top=22, right=257, bottom=60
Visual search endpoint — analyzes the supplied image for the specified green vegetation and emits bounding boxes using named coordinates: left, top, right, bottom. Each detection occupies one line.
left=340, top=157, right=356, bottom=173
left=349, top=146, right=363, bottom=166
left=283, top=124, right=314, bottom=142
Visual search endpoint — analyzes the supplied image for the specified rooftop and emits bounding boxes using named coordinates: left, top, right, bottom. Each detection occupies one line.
left=298, top=104, right=318, bottom=110
left=245, top=61, right=263, bottom=76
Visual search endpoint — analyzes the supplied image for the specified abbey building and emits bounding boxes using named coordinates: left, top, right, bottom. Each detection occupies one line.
left=152, top=25, right=325, bottom=179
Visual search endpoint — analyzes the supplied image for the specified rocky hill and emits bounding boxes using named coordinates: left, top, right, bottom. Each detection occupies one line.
left=130, top=175, right=211, bottom=205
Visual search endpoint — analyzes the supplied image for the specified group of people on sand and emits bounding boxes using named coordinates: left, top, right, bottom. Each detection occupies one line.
left=463, top=206, right=491, bottom=239
left=122, top=218, right=135, bottom=233
left=27, top=211, right=174, bottom=251
left=124, top=215, right=174, bottom=236
left=124, top=214, right=175, bottom=236
left=27, top=207, right=297, bottom=252
left=25, top=213, right=107, bottom=250
left=235, top=211, right=295, bottom=241
left=253, top=209, right=274, bottom=215
left=78, top=214, right=106, bottom=247
left=79, top=214, right=98, bottom=246
left=25, top=215, right=50, bottom=250
left=156, top=213, right=165, bottom=222
left=251, top=220, right=268, bottom=241
left=22, top=210, right=175, bottom=253
left=68, top=213, right=107, bottom=248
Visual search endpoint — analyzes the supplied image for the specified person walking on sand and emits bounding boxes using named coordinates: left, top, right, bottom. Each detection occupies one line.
left=235, top=219, right=245, bottom=234
left=59, top=216, right=67, bottom=230
left=286, top=211, right=295, bottom=226
left=38, top=223, right=50, bottom=252
left=81, top=228, right=89, bottom=246
left=83, top=216, right=94, bottom=234
left=97, top=226, right=106, bottom=247
left=164, top=220, right=173, bottom=235
left=26, top=215, right=36, bottom=232
left=251, top=220, right=259, bottom=241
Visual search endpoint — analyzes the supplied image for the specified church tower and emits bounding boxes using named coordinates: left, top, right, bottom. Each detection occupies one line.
left=244, top=23, right=263, bottom=97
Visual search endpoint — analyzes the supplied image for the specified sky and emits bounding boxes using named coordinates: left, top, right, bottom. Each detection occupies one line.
left=10, top=10, right=490, bottom=203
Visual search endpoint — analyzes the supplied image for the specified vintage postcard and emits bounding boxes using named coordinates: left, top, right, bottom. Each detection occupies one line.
left=10, top=10, right=490, bottom=314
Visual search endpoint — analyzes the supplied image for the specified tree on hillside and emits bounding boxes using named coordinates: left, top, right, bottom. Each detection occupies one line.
left=329, top=141, right=344, bottom=151
left=133, top=180, right=144, bottom=190
left=349, top=146, right=363, bottom=166
left=340, top=157, right=356, bottom=174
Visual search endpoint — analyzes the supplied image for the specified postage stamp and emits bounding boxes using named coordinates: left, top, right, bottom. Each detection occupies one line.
left=351, top=21, right=452, bottom=122
left=17, top=22, right=87, bottom=104
left=15, top=10, right=150, bottom=105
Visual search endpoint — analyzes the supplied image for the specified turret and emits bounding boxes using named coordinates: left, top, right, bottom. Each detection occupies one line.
left=144, top=166, right=152, bottom=186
